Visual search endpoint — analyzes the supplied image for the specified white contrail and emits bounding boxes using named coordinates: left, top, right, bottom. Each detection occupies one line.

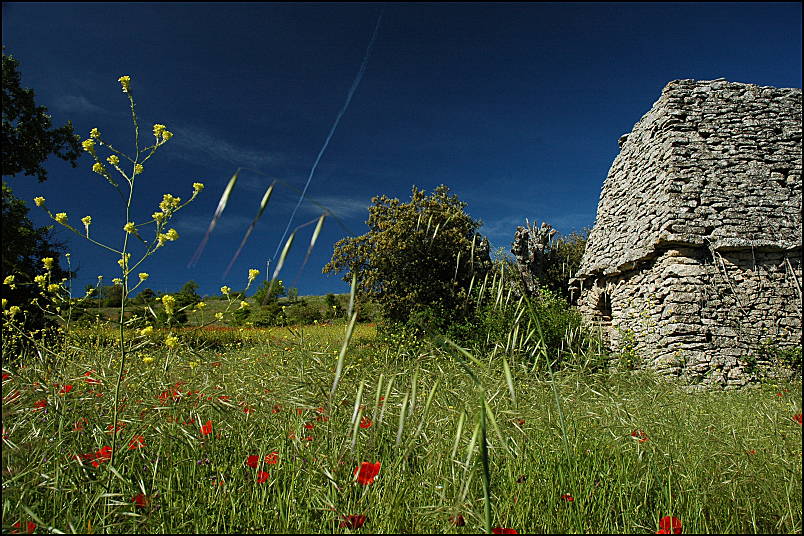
left=270, top=13, right=383, bottom=265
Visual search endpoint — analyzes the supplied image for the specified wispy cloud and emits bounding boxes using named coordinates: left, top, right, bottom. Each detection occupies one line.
left=301, top=195, right=371, bottom=220
left=170, top=124, right=282, bottom=170
left=53, top=95, right=106, bottom=115
left=173, top=213, right=253, bottom=236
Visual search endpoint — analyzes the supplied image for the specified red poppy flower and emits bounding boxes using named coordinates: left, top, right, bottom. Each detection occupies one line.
left=303, top=435, right=314, bottom=441
left=243, top=406, right=253, bottom=414
left=84, top=371, right=101, bottom=384
left=359, top=416, right=373, bottom=428
left=256, top=470, right=270, bottom=483
left=339, top=515, right=366, bottom=529
left=72, top=418, right=87, bottom=432
left=657, top=516, right=682, bottom=534
left=793, top=413, right=802, bottom=425
left=132, top=493, right=150, bottom=508
left=304, top=422, right=315, bottom=430
left=516, top=418, right=525, bottom=426
left=492, top=529, right=517, bottom=534
left=354, top=461, right=381, bottom=485
left=210, top=361, right=221, bottom=367
left=58, top=384, right=73, bottom=394
left=218, top=395, right=230, bottom=402
left=561, top=493, right=574, bottom=502
left=272, top=404, right=282, bottom=413
left=106, top=422, right=126, bottom=434
left=1, top=373, right=10, bottom=381
left=316, top=406, right=326, bottom=414
left=33, top=399, right=47, bottom=410
left=450, top=514, right=465, bottom=527
left=631, top=430, right=649, bottom=443
left=296, top=408, right=304, bottom=415
left=200, top=420, right=213, bottom=436
left=246, top=455, right=259, bottom=469
left=776, top=392, right=784, bottom=397
left=746, top=449, right=757, bottom=455
left=10, top=521, right=36, bottom=534
left=128, top=435, right=146, bottom=450
left=264, top=452, right=279, bottom=464
left=316, top=414, right=329, bottom=422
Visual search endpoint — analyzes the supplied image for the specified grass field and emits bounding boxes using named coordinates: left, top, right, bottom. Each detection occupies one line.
left=2, top=320, right=801, bottom=534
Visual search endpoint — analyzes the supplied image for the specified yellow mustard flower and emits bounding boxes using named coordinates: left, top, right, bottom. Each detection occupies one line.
left=90, top=128, right=100, bottom=139
left=152, top=211, right=165, bottom=222
left=159, top=194, right=181, bottom=212
left=133, top=164, right=143, bottom=176
left=215, top=312, right=224, bottom=320
left=165, top=228, right=179, bottom=241
left=162, top=294, right=176, bottom=316
left=117, top=253, right=131, bottom=269
left=112, top=278, right=123, bottom=285
left=139, top=326, right=154, bottom=336
left=55, top=213, right=68, bottom=224
left=193, top=182, right=204, bottom=193
left=3, top=275, right=14, bottom=286
left=34, top=197, right=45, bottom=207
left=123, top=222, right=136, bottom=233
left=47, top=283, right=60, bottom=293
left=7, top=306, right=20, bottom=318
left=118, top=75, right=131, bottom=93
left=220, top=286, right=231, bottom=296
left=81, top=216, right=92, bottom=229
left=239, top=300, right=250, bottom=309
left=162, top=130, right=173, bottom=141
left=138, top=272, right=149, bottom=281
left=42, top=257, right=54, bottom=270
left=248, top=268, right=260, bottom=282
left=34, top=275, right=47, bottom=285
left=142, top=356, right=155, bottom=364
left=82, top=139, right=95, bottom=153
left=165, top=335, right=179, bottom=348
left=153, top=124, right=166, bottom=138
left=1, top=298, right=6, bottom=309
left=107, top=155, right=120, bottom=166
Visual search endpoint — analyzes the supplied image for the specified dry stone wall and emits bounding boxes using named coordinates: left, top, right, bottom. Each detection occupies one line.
left=573, top=79, right=802, bottom=388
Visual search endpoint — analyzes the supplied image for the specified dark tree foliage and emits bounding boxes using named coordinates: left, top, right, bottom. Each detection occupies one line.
left=175, top=280, right=202, bottom=308
left=540, top=229, right=589, bottom=302
left=1, top=182, right=71, bottom=331
left=323, top=185, right=490, bottom=330
left=2, top=52, right=82, bottom=182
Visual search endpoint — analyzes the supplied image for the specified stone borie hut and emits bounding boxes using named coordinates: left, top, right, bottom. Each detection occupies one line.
left=571, top=79, right=802, bottom=388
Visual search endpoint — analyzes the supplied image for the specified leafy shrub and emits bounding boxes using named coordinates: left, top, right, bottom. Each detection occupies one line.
left=324, top=185, right=491, bottom=331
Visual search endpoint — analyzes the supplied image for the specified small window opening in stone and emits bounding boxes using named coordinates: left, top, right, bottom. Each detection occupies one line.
left=596, top=291, right=612, bottom=322
left=705, top=329, right=712, bottom=343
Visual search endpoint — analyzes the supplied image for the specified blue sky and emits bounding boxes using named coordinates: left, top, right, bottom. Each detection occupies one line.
left=3, top=3, right=801, bottom=297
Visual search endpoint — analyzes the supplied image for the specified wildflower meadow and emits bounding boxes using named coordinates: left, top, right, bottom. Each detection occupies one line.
left=1, top=76, right=802, bottom=534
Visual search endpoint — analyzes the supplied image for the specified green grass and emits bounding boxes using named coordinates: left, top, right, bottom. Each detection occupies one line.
left=1, top=322, right=802, bottom=534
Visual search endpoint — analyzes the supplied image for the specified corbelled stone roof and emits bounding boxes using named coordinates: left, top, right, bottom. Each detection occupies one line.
left=577, top=78, right=802, bottom=279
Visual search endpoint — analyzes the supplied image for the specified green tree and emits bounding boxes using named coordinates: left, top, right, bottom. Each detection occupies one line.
left=2, top=51, right=83, bottom=335
left=175, top=280, right=201, bottom=308
left=323, top=185, right=491, bottom=331
left=252, top=279, right=286, bottom=306
left=2, top=51, right=82, bottom=182
left=1, top=182, right=71, bottom=331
